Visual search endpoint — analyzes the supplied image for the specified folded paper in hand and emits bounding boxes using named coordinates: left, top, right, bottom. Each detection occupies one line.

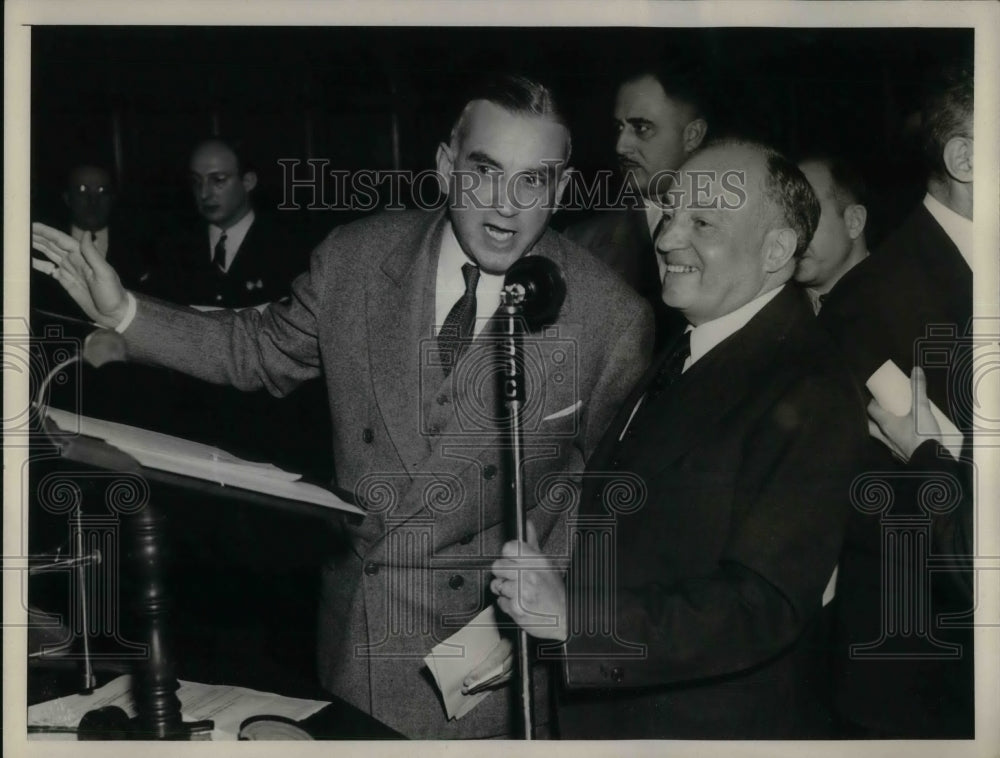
left=424, top=605, right=503, bottom=720
left=45, top=407, right=362, bottom=514
left=866, top=359, right=964, bottom=460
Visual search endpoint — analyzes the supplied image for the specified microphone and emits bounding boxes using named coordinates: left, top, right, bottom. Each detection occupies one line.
left=501, top=256, right=565, bottom=330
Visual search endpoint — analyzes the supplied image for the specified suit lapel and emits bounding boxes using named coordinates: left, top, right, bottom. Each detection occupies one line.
left=367, top=211, right=445, bottom=473
left=622, top=287, right=808, bottom=469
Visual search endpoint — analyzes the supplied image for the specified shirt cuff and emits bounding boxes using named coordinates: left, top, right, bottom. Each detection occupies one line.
left=114, top=292, right=137, bottom=333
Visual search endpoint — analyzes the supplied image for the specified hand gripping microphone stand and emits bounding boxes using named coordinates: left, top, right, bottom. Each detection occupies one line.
left=499, top=256, right=566, bottom=740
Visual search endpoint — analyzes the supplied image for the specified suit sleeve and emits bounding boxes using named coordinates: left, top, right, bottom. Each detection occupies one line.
left=121, top=230, right=340, bottom=396
left=563, top=373, right=866, bottom=688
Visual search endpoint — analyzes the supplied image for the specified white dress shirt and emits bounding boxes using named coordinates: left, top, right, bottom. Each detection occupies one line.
left=922, top=192, right=974, bottom=271
left=434, top=221, right=505, bottom=337
left=685, top=285, right=785, bottom=371
left=209, top=209, right=255, bottom=272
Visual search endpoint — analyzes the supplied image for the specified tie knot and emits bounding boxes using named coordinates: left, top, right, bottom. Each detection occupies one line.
left=461, top=263, right=480, bottom=293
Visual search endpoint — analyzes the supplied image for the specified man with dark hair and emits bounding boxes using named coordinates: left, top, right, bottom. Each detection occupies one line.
left=33, top=74, right=653, bottom=739
left=485, top=138, right=868, bottom=738
left=566, top=65, right=709, bottom=347
left=821, top=58, right=974, bottom=738
left=793, top=154, right=870, bottom=313
left=145, top=136, right=308, bottom=307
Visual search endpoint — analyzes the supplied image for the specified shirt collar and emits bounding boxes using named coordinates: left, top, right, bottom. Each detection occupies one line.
left=686, top=285, right=785, bottom=370
left=923, top=192, right=973, bottom=271
left=209, top=209, right=255, bottom=268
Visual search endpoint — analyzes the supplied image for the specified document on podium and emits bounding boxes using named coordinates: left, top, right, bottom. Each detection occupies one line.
left=45, top=407, right=363, bottom=515
left=28, top=674, right=328, bottom=740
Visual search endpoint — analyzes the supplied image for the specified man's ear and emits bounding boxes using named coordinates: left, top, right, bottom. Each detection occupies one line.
left=943, top=135, right=973, bottom=183
left=843, top=203, right=868, bottom=240
left=761, top=227, right=798, bottom=273
left=682, top=118, right=708, bottom=154
left=241, top=171, right=258, bottom=193
left=435, top=142, right=455, bottom=196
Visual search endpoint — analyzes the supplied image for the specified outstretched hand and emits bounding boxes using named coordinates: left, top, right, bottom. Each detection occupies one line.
left=867, top=366, right=942, bottom=462
left=32, top=222, right=129, bottom=328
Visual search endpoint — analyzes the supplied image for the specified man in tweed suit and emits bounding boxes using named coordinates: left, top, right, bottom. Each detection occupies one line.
left=33, top=75, right=653, bottom=738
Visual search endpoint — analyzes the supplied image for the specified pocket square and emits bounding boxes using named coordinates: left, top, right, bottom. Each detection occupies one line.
left=542, top=400, right=582, bottom=422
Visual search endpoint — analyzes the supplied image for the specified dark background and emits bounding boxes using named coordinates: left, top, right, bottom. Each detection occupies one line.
left=26, top=24, right=975, bottom=704
left=32, top=26, right=973, bottom=247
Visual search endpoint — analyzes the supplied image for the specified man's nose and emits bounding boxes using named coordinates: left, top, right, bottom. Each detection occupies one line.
left=196, top=180, right=213, bottom=200
left=494, top=175, right=518, bottom=217
left=615, top=129, right=635, bottom=157
left=655, top=214, right=685, bottom=254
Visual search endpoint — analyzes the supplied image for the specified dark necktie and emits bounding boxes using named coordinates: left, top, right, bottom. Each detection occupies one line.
left=438, top=263, right=480, bottom=377
left=213, top=232, right=228, bottom=272
left=648, top=329, right=692, bottom=398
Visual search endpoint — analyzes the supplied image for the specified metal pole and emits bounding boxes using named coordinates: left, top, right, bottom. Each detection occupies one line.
left=500, top=289, right=533, bottom=740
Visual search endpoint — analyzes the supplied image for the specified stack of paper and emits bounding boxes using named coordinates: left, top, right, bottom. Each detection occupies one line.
left=46, top=407, right=362, bottom=514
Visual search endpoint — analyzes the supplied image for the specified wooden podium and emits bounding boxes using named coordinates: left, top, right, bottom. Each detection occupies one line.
left=31, top=421, right=401, bottom=740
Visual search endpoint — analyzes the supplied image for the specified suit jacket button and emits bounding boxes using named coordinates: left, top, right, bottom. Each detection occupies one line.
left=483, top=464, right=497, bottom=480
left=364, top=561, right=379, bottom=576
left=611, top=666, right=624, bottom=684
left=448, top=574, right=465, bottom=590
left=362, top=428, right=374, bottom=444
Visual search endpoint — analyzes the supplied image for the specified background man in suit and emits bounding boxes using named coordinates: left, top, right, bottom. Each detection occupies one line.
left=821, top=58, right=974, bottom=739
left=793, top=154, right=870, bottom=314
left=565, top=63, right=708, bottom=347
left=488, top=138, right=869, bottom=738
left=146, top=137, right=309, bottom=307
left=32, top=75, right=653, bottom=739
left=33, top=163, right=150, bottom=325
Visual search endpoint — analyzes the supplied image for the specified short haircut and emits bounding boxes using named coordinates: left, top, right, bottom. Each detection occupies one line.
left=449, top=74, right=572, bottom=161
left=920, top=59, right=974, bottom=178
left=620, top=54, right=712, bottom=124
left=190, top=136, right=256, bottom=177
left=703, top=137, right=820, bottom=259
left=797, top=152, right=868, bottom=212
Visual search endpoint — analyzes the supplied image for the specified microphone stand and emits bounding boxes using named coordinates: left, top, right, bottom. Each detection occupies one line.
left=498, top=285, right=534, bottom=741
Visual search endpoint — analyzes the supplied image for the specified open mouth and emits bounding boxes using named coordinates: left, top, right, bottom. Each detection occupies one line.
left=484, top=223, right=515, bottom=243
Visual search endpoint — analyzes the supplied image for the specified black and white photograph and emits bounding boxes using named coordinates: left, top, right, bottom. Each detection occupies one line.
left=5, top=1, right=998, bottom=755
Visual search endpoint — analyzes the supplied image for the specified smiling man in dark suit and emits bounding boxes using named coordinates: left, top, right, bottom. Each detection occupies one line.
left=145, top=137, right=309, bottom=307
left=32, top=75, right=653, bottom=739
left=489, top=137, right=869, bottom=739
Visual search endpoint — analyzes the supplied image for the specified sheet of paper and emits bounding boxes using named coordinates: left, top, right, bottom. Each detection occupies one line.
left=45, top=407, right=363, bottom=514
left=866, top=360, right=964, bottom=460
left=424, top=605, right=503, bottom=721
left=27, top=674, right=329, bottom=740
